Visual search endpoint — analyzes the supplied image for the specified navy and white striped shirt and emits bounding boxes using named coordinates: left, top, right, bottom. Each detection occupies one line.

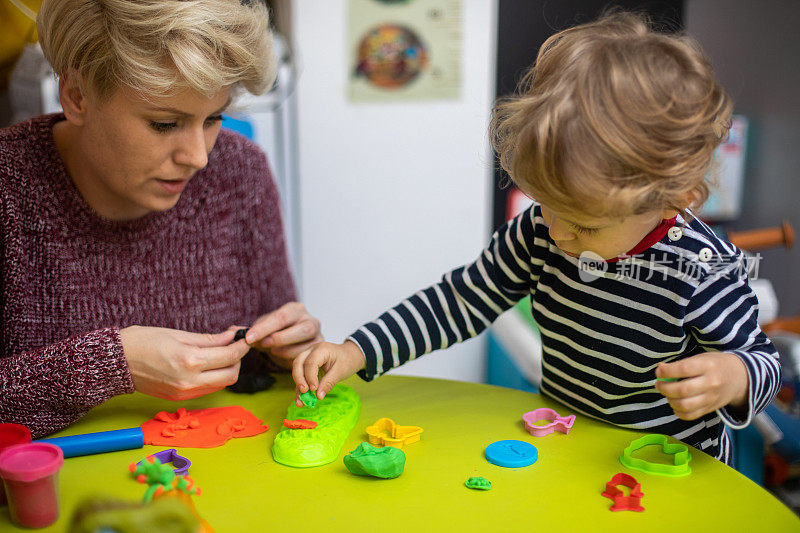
left=350, top=204, right=780, bottom=464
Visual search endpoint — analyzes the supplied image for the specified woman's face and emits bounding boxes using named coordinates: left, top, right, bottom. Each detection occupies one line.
left=56, top=82, right=231, bottom=221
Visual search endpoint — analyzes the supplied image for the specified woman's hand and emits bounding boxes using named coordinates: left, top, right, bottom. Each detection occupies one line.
left=244, top=302, right=324, bottom=369
left=120, top=325, right=249, bottom=401
left=291, top=340, right=366, bottom=406
left=655, top=352, right=750, bottom=420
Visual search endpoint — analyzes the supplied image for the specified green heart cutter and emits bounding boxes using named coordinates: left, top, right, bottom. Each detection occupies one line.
left=619, top=434, right=692, bottom=477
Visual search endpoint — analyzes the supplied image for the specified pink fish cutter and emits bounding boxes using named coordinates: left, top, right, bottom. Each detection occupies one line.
left=522, top=408, right=575, bottom=437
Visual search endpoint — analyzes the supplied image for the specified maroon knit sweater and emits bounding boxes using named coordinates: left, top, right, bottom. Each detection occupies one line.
left=0, top=114, right=297, bottom=438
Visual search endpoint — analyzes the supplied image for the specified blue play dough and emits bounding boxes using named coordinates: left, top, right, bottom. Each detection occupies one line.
left=485, top=440, right=538, bottom=468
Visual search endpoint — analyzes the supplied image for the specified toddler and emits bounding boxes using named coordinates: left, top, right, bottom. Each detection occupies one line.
left=292, top=11, right=779, bottom=463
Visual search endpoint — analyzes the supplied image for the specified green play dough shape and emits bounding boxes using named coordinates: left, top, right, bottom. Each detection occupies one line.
left=465, top=476, right=492, bottom=490
left=299, top=390, right=318, bottom=408
left=343, top=442, right=405, bottom=479
left=272, top=384, right=360, bottom=467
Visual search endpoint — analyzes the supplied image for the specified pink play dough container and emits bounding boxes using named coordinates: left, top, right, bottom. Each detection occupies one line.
left=0, top=424, right=32, bottom=506
left=0, top=442, right=64, bottom=528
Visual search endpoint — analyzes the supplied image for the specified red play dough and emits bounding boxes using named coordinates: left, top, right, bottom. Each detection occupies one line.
left=141, top=406, right=268, bottom=448
left=282, top=419, right=318, bottom=429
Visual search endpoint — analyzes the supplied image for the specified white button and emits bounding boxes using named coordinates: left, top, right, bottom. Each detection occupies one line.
left=668, top=227, right=682, bottom=241
left=698, top=247, right=713, bottom=262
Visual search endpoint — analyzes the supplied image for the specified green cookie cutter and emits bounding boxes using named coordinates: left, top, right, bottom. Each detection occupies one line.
left=272, top=384, right=361, bottom=468
left=620, top=434, right=692, bottom=477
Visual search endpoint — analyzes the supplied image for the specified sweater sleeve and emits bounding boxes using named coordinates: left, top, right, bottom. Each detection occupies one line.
left=684, top=248, right=781, bottom=429
left=0, top=327, right=134, bottom=438
left=350, top=206, right=538, bottom=381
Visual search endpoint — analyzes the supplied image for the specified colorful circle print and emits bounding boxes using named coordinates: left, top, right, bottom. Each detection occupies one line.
left=354, top=24, right=429, bottom=89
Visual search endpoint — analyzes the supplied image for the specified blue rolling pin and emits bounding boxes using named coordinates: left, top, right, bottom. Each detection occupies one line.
left=36, top=427, right=144, bottom=458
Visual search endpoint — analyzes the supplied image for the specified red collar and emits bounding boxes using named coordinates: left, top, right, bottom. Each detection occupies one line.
left=606, top=216, right=677, bottom=263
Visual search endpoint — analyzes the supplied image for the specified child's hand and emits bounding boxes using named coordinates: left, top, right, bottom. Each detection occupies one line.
left=291, top=340, right=366, bottom=406
left=655, top=352, right=749, bottom=421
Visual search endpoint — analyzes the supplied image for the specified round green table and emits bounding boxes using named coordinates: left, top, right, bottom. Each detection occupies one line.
left=3, top=375, right=798, bottom=531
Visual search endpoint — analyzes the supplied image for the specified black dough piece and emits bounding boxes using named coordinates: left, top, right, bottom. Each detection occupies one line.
left=227, top=371, right=276, bottom=394
left=233, top=328, right=249, bottom=342
left=227, top=328, right=276, bottom=393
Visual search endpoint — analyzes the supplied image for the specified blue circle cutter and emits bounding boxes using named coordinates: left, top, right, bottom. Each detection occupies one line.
left=485, top=439, right=538, bottom=468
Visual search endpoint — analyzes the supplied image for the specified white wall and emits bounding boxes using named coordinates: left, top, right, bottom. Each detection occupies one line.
left=291, top=0, right=498, bottom=382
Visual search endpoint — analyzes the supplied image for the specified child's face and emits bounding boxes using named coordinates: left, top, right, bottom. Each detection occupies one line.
left=540, top=204, right=668, bottom=260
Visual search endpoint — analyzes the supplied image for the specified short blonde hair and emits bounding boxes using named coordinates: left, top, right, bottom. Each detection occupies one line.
left=490, top=11, right=732, bottom=218
left=37, top=0, right=275, bottom=101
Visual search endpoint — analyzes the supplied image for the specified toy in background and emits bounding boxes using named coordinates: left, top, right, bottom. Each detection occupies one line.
left=67, top=497, right=201, bottom=533
left=0, top=423, right=32, bottom=505
left=723, top=221, right=800, bottom=514
left=757, top=332, right=800, bottom=513
left=129, top=456, right=211, bottom=532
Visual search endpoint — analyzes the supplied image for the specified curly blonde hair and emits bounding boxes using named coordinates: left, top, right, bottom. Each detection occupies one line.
left=37, top=0, right=274, bottom=101
left=490, top=11, right=732, bottom=218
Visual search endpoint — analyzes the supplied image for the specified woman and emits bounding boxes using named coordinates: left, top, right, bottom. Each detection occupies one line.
left=0, top=0, right=321, bottom=437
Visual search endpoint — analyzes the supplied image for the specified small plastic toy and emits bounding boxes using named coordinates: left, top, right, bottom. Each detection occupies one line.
left=619, top=434, right=692, bottom=477
left=365, top=417, right=424, bottom=448
left=0, top=423, right=32, bottom=506
left=37, top=427, right=144, bottom=458
left=298, top=390, right=318, bottom=408
left=129, top=456, right=201, bottom=504
left=522, top=408, right=575, bottom=437
left=465, top=476, right=492, bottom=490
left=601, top=473, right=644, bottom=512
left=128, top=458, right=211, bottom=531
left=283, top=419, right=318, bottom=429
left=484, top=440, right=538, bottom=468
left=137, top=449, right=191, bottom=476
left=272, top=384, right=361, bottom=468
left=343, top=442, right=405, bottom=479
left=0, top=442, right=64, bottom=528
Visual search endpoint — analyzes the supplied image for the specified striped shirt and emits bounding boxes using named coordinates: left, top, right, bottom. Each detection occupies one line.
left=350, top=204, right=780, bottom=464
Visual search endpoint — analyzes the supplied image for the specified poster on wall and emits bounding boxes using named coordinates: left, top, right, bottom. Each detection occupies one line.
left=348, top=0, right=462, bottom=102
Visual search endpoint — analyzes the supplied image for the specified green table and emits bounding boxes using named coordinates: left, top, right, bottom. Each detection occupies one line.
left=3, top=375, right=798, bottom=531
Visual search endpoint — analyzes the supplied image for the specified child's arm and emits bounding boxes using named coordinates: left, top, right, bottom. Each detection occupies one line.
left=294, top=206, right=543, bottom=400
left=655, top=248, right=780, bottom=426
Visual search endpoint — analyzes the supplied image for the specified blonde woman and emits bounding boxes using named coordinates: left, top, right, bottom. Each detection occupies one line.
left=0, top=0, right=322, bottom=437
